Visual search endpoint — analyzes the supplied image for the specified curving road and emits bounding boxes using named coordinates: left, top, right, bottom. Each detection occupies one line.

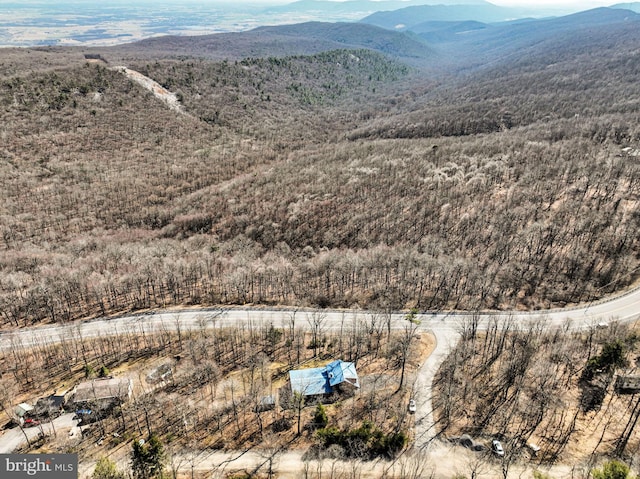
left=1, top=285, right=639, bottom=455
left=3, top=284, right=640, bottom=352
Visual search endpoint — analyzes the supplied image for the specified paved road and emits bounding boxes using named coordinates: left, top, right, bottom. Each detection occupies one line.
left=0, top=413, right=77, bottom=454
left=411, top=285, right=640, bottom=448
left=1, top=285, right=639, bottom=456
left=3, top=284, right=640, bottom=352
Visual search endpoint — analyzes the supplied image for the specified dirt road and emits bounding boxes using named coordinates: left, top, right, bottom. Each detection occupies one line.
left=112, top=66, right=185, bottom=114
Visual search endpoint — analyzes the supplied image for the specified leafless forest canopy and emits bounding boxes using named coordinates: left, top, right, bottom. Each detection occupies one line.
left=434, top=318, right=640, bottom=463
left=1, top=28, right=639, bottom=327
left=0, top=312, right=424, bottom=461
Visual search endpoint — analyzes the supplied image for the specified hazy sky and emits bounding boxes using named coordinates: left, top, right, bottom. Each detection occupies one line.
left=2, top=0, right=615, bottom=4
left=0, top=0, right=618, bottom=7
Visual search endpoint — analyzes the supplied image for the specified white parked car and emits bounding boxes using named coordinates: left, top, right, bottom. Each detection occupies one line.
left=408, top=399, right=417, bottom=413
left=492, top=439, right=504, bottom=456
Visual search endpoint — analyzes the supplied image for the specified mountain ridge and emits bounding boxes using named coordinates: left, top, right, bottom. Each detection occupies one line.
left=360, top=3, right=535, bottom=29
left=611, top=2, right=640, bottom=12
left=405, top=7, right=640, bottom=70
left=93, top=21, right=434, bottom=66
left=263, top=0, right=491, bottom=14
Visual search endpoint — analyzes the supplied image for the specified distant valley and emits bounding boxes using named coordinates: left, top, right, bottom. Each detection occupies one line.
left=0, top=0, right=609, bottom=47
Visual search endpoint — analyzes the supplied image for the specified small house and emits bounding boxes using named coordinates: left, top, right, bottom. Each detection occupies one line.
left=33, top=392, right=69, bottom=418
left=615, top=375, right=640, bottom=394
left=72, top=377, right=133, bottom=409
left=288, top=360, right=360, bottom=399
left=14, top=403, right=34, bottom=419
left=255, top=395, right=277, bottom=412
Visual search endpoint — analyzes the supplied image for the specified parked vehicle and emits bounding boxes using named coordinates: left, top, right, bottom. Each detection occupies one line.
left=23, top=418, right=40, bottom=428
left=492, top=439, right=504, bottom=456
left=75, top=409, right=94, bottom=425
left=408, top=399, right=417, bottom=413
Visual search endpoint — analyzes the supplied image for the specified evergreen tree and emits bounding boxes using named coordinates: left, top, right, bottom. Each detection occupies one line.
left=313, top=403, right=328, bottom=429
left=592, top=460, right=635, bottom=479
left=93, top=457, right=124, bottom=479
left=131, top=435, right=165, bottom=479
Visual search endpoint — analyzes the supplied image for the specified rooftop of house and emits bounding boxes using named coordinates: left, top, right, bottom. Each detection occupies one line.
left=289, top=360, right=359, bottom=396
left=15, top=403, right=34, bottom=417
left=615, top=374, right=640, bottom=393
left=73, top=377, right=133, bottom=403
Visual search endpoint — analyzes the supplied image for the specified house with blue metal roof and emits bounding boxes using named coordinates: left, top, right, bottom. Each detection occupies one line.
left=289, top=360, right=360, bottom=398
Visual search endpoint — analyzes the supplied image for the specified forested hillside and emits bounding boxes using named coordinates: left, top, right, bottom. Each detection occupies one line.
left=0, top=13, right=639, bottom=328
left=99, top=22, right=433, bottom=65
